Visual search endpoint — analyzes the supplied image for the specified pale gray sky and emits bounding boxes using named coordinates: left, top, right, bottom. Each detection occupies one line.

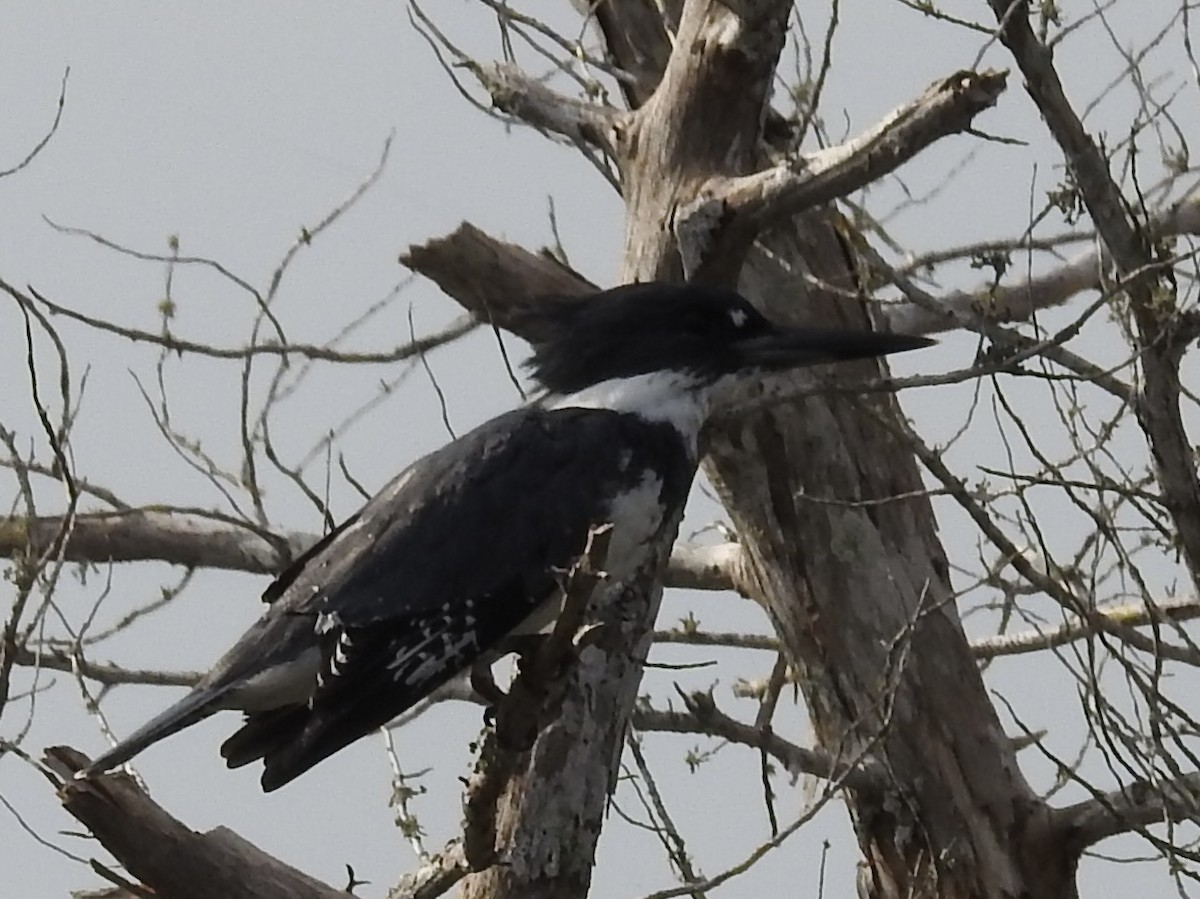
left=1, top=4, right=1194, bottom=897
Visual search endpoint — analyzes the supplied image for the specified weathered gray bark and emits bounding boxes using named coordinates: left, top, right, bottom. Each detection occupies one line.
left=45, top=748, right=348, bottom=899
left=705, top=231, right=1060, bottom=898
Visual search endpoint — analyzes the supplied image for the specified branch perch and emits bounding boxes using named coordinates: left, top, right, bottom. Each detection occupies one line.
left=462, top=524, right=613, bottom=872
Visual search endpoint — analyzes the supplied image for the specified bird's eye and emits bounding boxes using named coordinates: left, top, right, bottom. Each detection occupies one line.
left=729, top=308, right=749, bottom=328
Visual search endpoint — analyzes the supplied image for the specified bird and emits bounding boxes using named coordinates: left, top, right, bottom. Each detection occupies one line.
left=76, top=282, right=931, bottom=791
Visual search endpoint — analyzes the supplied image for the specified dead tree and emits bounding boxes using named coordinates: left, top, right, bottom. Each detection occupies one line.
left=6, top=3, right=1200, bottom=898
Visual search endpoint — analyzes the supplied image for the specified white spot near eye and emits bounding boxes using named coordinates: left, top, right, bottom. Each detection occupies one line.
left=729, top=308, right=748, bottom=328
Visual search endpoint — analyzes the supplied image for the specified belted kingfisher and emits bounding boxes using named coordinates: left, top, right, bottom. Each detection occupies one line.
left=76, top=282, right=930, bottom=790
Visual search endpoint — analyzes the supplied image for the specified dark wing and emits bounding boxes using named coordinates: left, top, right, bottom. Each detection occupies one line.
left=260, top=510, right=362, bottom=604
left=221, top=405, right=694, bottom=789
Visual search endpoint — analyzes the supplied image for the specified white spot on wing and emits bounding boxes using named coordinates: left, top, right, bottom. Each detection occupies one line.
left=378, top=465, right=417, bottom=502
left=382, top=614, right=479, bottom=679
left=729, top=308, right=748, bottom=328
left=397, top=632, right=478, bottom=686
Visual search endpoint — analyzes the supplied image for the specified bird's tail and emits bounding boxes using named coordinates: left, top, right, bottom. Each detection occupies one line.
left=75, top=686, right=229, bottom=779
left=219, top=705, right=305, bottom=771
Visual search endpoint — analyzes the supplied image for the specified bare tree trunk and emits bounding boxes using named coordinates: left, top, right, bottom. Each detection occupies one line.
left=709, top=228, right=1067, bottom=898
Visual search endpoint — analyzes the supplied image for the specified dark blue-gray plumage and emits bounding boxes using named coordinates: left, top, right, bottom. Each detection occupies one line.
left=77, top=282, right=931, bottom=790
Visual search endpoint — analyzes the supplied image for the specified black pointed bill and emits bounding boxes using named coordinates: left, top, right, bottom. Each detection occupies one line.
left=734, top=326, right=933, bottom=370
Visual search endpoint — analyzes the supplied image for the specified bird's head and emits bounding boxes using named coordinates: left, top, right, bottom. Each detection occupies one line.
left=524, top=282, right=931, bottom=403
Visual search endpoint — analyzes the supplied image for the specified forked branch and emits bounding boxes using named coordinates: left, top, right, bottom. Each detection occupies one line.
left=468, top=62, right=624, bottom=159
left=1054, top=772, right=1200, bottom=851
left=677, top=69, right=1009, bottom=278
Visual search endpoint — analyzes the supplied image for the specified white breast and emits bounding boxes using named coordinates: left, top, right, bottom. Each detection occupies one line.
left=600, top=470, right=670, bottom=581
left=544, top=371, right=708, bottom=458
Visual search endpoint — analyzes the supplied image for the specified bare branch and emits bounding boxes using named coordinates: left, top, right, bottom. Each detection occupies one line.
left=493, top=523, right=612, bottom=750
left=12, top=645, right=200, bottom=687
left=20, top=280, right=476, bottom=364
left=678, top=69, right=1008, bottom=278
left=468, top=62, right=623, bottom=157
left=989, top=0, right=1200, bottom=593
left=897, top=416, right=1200, bottom=665
left=972, top=596, right=1200, bottom=659
left=400, top=222, right=596, bottom=339
left=630, top=691, right=883, bottom=793
left=45, top=747, right=345, bottom=899
left=41, top=218, right=267, bottom=315
left=0, top=510, right=299, bottom=576
left=654, top=592, right=1200, bottom=661
left=653, top=629, right=778, bottom=652
left=388, top=840, right=468, bottom=899
left=0, top=509, right=734, bottom=592
left=887, top=195, right=1200, bottom=335
left=624, top=732, right=707, bottom=897
left=0, top=67, right=69, bottom=179
left=861, top=231, right=1139, bottom=402
left=1055, top=772, right=1200, bottom=850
